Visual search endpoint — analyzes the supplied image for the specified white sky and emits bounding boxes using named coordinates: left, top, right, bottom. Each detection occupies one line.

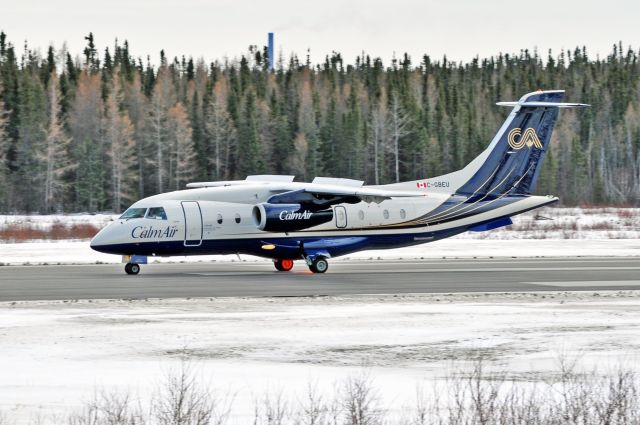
left=1, top=0, right=638, bottom=65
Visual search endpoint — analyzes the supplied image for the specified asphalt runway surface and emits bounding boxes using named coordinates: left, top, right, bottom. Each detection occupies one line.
left=1, top=257, right=640, bottom=301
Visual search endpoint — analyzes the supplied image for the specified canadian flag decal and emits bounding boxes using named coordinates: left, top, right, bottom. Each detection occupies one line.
left=416, top=182, right=428, bottom=188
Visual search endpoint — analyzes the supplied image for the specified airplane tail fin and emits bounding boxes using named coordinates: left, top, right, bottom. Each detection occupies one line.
left=453, top=90, right=588, bottom=197
left=379, top=90, right=588, bottom=197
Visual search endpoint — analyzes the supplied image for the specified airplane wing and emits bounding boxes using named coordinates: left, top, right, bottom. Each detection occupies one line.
left=295, top=185, right=425, bottom=199
left=187, top=175, right=426, bottom=208
left=267, top=186, right=425, bottom=210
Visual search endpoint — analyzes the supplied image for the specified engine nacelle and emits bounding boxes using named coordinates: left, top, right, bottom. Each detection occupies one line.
left=252, top=203, right=334, bottom=232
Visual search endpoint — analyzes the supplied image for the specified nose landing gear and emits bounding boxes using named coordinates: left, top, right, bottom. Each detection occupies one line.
left=124, top=263, right=140, bottom=275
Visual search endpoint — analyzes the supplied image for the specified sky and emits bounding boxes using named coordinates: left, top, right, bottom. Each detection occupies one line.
left=0, top=0, right=638, bottom=66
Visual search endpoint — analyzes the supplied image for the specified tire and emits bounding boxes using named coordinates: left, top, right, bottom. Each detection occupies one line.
left=125, top=263, right=140, bottom=275
left=309, top=257, right=329, bottom=274
left=274, top=259, right=294, bottom=272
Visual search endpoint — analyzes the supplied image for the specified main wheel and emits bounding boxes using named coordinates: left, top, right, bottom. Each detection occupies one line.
left=125, top=263, right=140, bottom=275
left=274, top=259, right=294, bottom=272
left=309, top=257, right=329, bottom=274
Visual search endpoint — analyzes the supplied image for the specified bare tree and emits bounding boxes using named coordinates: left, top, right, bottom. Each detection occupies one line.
left=39, top=72, right=73, bottom=212
left=67, top=388, right=146, bottom=425
left=167, top=102, right=195, bottom=190
left=148, top=65, right=175, bottom=193
left=205, top=79, right=236, bottom=180
left=296, top=75, right=319, bottom=178
left=123, top=73, right=149, bottom=198
left=153, top=361, right=231, bottom=425
left=340, top=372, right=384, bottom=425
left=289, top=133, right=309, bottom=178
left=105, top=73, right=137, bottom=212
left=254, top=389, right=289, bottom=425
left=370, top=99, right=389, bottom=185
left=389, top=93, right=411, bottom=183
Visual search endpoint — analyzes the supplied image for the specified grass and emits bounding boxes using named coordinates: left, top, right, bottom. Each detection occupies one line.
left=0, top=222, right=100, bottom=242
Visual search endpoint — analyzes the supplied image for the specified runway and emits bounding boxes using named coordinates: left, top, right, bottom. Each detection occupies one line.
left=1, top=257, right=640, bottom=301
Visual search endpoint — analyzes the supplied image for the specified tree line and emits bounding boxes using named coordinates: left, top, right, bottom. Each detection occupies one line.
left=0, top=32, right=639, bottom=213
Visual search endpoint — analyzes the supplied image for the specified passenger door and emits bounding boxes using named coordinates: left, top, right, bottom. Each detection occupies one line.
left=181, top=201, right=203, bottom=246
left=334, top=206, right=347, bottom=228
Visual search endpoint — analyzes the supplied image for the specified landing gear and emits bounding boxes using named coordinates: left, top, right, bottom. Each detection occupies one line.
left=274, top=259, right=294, bottom=272
left=124, top=263, right=140, bottom=275
left=308, top=256, right=329, bottom=274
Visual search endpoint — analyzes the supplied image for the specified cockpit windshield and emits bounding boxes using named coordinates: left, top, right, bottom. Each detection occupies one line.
left=120, top=207, right=147, bottom=220
left=146, top=207, right=167, bottom=220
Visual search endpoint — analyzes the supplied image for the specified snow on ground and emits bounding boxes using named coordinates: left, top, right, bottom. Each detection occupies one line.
left=1, top=208, right=640, bottom=265
left=2, top=238, right=640, bottom=266
left=0, top=213, right=115, bottom=231
left=1, top=293, right=640, bottom=423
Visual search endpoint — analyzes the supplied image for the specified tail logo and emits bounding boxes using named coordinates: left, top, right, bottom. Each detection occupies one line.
left=508, top=128, right=543, bottom=150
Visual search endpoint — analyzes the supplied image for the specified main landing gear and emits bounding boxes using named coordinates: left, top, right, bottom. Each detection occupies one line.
left=124, top=263, right=140, bottom=275
left=273, top=256, right=330, bottom=273
left=308, top=256, right=329, bottom=274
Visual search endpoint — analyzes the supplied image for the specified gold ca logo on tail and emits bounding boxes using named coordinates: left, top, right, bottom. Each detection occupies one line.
left=508, top=128, right=543, bottom=150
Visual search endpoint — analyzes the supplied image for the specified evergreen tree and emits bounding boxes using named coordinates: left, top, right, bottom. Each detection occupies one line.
left=0, top=86, right=10, bottom=210
left=236, top=90, right=263, bottom=176
left=69, top=71, right=105, bottom=211
left=2, top=31, right=640, bottom=211
left=15, top=66, right=47, bottom=211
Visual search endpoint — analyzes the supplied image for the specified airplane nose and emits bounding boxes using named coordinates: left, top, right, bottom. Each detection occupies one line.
left=90, top=225, right=116, bottom=253
left=90, top=230, right=106, bottom=251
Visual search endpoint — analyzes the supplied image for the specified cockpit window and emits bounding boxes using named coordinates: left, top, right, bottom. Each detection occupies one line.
left=147, top=207, right=167, bottom=220
left=120, top=208, right=147, bottom=220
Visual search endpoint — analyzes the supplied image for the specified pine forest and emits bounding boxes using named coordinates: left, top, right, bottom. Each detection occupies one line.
left=0, top=32, right=639, bottom=213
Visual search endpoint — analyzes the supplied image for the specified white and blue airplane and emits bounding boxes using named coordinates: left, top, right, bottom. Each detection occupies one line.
left=91, top=90, right=587, bottom=274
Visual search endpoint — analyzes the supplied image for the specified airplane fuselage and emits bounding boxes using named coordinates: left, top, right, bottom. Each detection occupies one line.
left=91, top=183, right=556, bottom=260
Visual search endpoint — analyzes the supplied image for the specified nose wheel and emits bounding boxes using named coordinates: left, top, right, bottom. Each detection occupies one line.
left=308, top=256, right=329, bottom=274
left=274, top=259, right=294, bottom=272
left=124, top=263, right=140, bottom=275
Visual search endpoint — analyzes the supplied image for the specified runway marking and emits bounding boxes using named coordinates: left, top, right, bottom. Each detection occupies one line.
left=524, top=280, right=640, bottom=287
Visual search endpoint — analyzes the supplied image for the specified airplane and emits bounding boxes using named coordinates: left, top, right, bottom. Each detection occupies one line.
left=90, top=90, right=588, bottom=275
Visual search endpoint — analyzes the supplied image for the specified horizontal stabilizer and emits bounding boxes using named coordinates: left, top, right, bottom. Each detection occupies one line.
left=246, top=175, right=295, bottom=182
left=187, top=180, right=251, bottom=188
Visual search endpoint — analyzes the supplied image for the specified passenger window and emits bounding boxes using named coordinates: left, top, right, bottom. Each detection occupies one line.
left=400, top=209, right=406, bottom=219
left=120, top=208, right=147, bottom=219
left=383, top=209, right=390, bottom=219
left=235, top=213, right=241, bottom=224
left=358, top=210, right=365, bottom=220
left=146, top=207, right=167, bottom=220
left=217, top=213, right=223, bottom=224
